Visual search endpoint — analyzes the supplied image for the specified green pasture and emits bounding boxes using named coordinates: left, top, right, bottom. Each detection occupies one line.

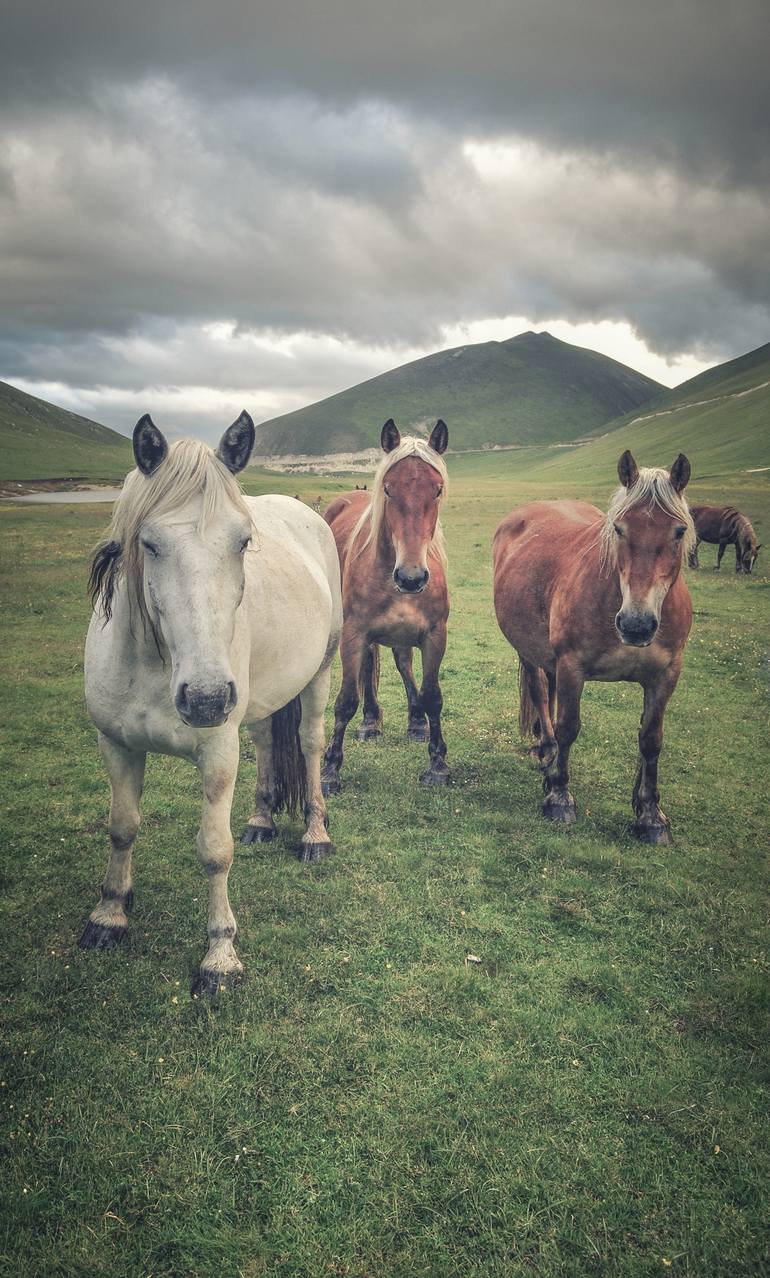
left=0, top=456, right=768, bottom=1277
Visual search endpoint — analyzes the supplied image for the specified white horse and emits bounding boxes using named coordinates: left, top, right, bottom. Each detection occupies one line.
left=81, top=413, right=342, bottom=997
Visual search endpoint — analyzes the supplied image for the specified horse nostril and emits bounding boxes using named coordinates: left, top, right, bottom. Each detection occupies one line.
left=176, top=682, right=190, bottom=714
left=225, top=681, right=237, bottom=713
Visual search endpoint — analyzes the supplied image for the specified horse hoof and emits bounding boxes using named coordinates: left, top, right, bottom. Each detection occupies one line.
left=78, top=920, right=127, bottom=951
left=633, top=822, right=672, bottom=845
left=190, top=968, right=244, bottom=999
left=240, top=825, right=276, bottom=845
left=297, top=841, right=332, bottom=865
left=407, top=722, right=429, bottom=742
left=356, top=724, right=381, bottom=742
left=419, top=766, right=450, bottom=786
left=321, top=774, right=341, bottom=798
left=542, top=797, right=577, bottom=825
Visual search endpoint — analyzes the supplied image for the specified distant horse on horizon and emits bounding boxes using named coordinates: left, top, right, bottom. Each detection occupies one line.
left=321, top=418, right=451, bottom=793
left=688, top=504, right=761, bottom=573
left=82, top=413, right=342, bottom=996
left=493, top=450, right=694, bottom=843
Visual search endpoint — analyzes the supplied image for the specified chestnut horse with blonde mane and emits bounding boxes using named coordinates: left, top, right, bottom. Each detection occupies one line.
left=321, top=419, right=451, bottom=793
left=493, top=451, right=694, bottom=843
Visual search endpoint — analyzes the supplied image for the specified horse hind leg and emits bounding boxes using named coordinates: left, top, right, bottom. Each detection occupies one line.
left=394, top=646, right=428, bottom=741
left=79, top=736, right=145, bottom=951
left=519, top=660, right=557, bottom=769
left=321, top=630, right=365, bottom=796
left=240, top=717, right=278, bottom=845
left=298, top=666, right=334, bottom=863
left=356, top=644, right=383, bottom=741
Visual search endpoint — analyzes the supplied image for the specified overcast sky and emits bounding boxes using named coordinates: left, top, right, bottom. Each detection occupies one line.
left=1, top=1, right=768, bottom=443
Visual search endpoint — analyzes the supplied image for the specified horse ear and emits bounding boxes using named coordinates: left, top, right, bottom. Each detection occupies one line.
left=133, top=414, right=168, bottom=476
left=381, top=419, right=400, bottom=453
left=429, top=419, right=449, bottom=454
left=669, top=453, right=691, bottom=493
left=217, top=411, right=255, bottom=474
left=617, top=450, right=639, bottom=489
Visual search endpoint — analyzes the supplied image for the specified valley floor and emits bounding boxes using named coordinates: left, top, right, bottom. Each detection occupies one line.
left=0, top=460, right=767, bottom=1278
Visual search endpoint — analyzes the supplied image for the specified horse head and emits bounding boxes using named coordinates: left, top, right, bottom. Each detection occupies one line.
left=608, top=450, right=693, bottom=647
left=379, top=418, right=448, bottom=593
left=98, top=413, right=256, bottom=727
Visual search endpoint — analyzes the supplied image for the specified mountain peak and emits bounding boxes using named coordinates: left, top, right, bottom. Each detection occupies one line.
left=254, top=332, right=665, bottom=456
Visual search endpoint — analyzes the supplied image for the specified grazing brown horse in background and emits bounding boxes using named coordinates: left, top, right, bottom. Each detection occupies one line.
left=688, top=505, right=761, bottom=573
left=493, top=451, right=695, bottom=843
left=321, top=419, right=451, bottom=793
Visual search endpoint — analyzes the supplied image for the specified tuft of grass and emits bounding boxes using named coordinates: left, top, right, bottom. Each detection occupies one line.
left=0, top=458, right=768, bottom=1277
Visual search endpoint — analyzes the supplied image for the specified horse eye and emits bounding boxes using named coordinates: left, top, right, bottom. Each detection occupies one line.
left=674, top=525, right=687, bottom=540
left=383, top=484, right=391, bottom=497
left=239, top=536, right=251, bottom=553
left=613, top=523, right=624, bottom=537
left=436, top=485, right=443, bottom=498
left=141, top=539, right=159, bottom=557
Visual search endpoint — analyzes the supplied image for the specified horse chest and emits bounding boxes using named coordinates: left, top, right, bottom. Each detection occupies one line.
left=369, top=596, right=427, bottom=646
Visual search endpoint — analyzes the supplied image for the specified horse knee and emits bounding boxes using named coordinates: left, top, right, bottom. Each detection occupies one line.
left=197, top=831, right=234, bottom=875
left=108, top=814, right=140, bottom=849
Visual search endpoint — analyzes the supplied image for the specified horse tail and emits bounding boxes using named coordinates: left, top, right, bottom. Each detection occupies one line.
left=518, top=662, right=538, bottom=739
left=271, top=695, right=307, bottom=818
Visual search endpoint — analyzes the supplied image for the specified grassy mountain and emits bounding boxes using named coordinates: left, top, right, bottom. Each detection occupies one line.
left=0, top=381, right=132, bottom=482
left=253, top=331, right=664, bottom=455
left=529, top=340, right=770, bottom=487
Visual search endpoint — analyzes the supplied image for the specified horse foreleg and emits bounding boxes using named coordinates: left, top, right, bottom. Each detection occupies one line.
left=715, top=539, right=727, bottom=570
left=299, top=666, right=333, bottom=863
left=393, top=645, right=428, bottom=741
left=321, top=630, right=365, bottom=795
left=688, top=539, right=700, bottom=569
left=417, top=623, right=450, bottom=785
left=542, top=659, right=583, bottom=824
left=240, top=717, right=277, bottom=845
left=632, top=668, right=680, bottom=844
left=356, top=644, right=383, bottom=741
left=79, top=735, right=145, bottom=950
left=191, top=732, right=242, bottom=998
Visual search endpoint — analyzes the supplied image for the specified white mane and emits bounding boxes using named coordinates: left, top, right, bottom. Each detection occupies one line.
left=599, top=467, right=696, bottom=573
left=350, top=436, right=449, bottom=567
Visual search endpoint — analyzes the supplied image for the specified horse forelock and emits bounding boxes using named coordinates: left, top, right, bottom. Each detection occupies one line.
left=89, top=438, right=252, bottom=636
left=599, top=467, right=696, bottom=575
left=350, top=436, right=449, bottom=567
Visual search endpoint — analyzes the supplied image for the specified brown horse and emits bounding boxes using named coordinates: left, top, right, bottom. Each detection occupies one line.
left=492, top=451, right=695, bottom=843
left=688, top=505, right=761, bottom=573
left=321, top=419, right=451, bottom=794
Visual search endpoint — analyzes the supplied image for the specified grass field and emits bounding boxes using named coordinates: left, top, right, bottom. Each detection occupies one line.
left=1, top=456, right=768, bottom=1277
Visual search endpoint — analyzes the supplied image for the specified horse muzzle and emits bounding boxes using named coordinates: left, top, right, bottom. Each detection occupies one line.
left=615, top=610, right=658, bottom=647
left=175, top=680, right=237, bottom=727
left=393, top=566, right=430, bottom=594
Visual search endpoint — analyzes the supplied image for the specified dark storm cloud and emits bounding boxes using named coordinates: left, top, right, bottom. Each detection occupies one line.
left=0, top=2, right=768, bottom=439
left=2, top=1, right=769, bottom=183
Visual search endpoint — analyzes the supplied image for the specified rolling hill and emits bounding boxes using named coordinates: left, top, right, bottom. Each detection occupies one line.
left=253, top=330, right=664, bottom=456
left=530, top=340, right=770, bottom=486
left=0, top=381, right=132, bottom=482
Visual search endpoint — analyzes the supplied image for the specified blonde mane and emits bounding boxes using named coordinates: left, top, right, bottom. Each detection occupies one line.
left=599, top=467, right=696, bottom=574
left=89, top=438, right=252, bottom=635
left=350, top=436, right=449, bottom=567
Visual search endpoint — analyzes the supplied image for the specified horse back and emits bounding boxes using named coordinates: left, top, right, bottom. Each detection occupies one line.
left=691, top=505, right=740, bottom=543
